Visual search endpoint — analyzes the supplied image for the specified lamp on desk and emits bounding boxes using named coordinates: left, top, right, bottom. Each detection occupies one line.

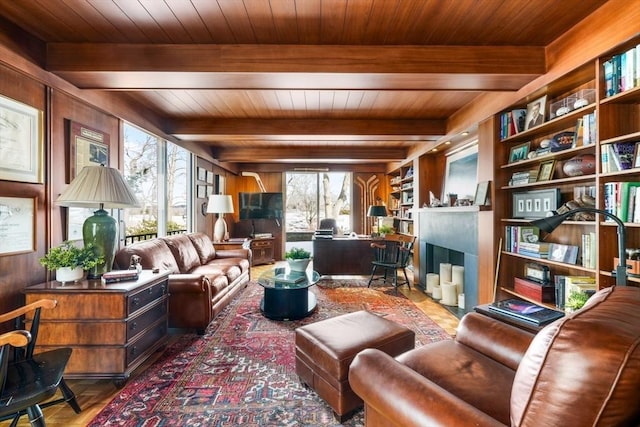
left=57, top=165, right=140, bottom=278
left=530, top=207, right=627, bottom=287
left=367, top=205, right=388, bottom=236
left=207, top=194, right=234, bottom=242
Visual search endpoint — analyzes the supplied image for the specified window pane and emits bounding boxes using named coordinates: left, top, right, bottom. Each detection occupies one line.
left=166, top=142, right=188, bottom=233
left=123, top=123, right=159, bottom=241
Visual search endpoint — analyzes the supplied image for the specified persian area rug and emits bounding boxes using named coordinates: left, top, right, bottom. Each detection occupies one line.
left=89, top=279, right=452, bottom=427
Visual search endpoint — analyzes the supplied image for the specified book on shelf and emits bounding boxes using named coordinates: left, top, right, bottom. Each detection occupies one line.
left=603, top=45, right=640, bottom=98
left=581, top=232, right=597, bottom=269
left=582, top=112, right=596, bottom=146
left=603, top=181, right=640, bottom=223
left=488, top=299, right=564, bottom=326
left=504, top=225, right=540, bottom=253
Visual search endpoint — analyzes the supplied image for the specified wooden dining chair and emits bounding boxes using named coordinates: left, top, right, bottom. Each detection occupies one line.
left=368, top=233, right=416, bottom=293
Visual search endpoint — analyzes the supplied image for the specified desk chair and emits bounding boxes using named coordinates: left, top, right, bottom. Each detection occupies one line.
left=0, top=299, right=80, bottom=426
left=319, top=218, right=339, bottom=235
left=367, top=233, right=415, bottom=293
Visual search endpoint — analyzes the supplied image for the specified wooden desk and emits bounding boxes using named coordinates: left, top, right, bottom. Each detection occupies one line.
left=313, top=237, right=375, bottom=276
left=24, top=270, right=171, bottom=385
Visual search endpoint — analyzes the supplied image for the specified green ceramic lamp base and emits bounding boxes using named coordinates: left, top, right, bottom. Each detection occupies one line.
left=83, top=208, right=117, bottom=279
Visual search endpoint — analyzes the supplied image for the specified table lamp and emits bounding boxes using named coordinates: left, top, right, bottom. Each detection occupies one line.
left=367, top=205, right=388, bottom=236
left=207, top=194, right=234, bottom=242
left=530, top=207, right=627, bottom=286
left=57, top=165, right=140, bottom=278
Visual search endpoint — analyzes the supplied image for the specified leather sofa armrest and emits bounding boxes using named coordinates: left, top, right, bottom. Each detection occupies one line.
left=349, top=349, right=505, bottom=427
left=455, top=312, right=535, bottom=370
left=168, top=274, right=211, bottom=294
left=214, top=248, right=251, bottom=260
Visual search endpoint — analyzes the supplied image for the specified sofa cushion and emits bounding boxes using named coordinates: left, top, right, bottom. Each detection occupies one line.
left=161, top=234, right=201, bottom=272
left=188, top=233, right=217, bottom=264
left=397, top=340, right=514, bottom=425
left=113, top=239, right=180, bottom=273
left=511, top=286, right=640, bottom=426
left=191, top=263, right=243, bottom=283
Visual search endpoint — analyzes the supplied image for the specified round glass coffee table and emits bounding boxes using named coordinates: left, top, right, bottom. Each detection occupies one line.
left=257, top=266, right=320, bottom=320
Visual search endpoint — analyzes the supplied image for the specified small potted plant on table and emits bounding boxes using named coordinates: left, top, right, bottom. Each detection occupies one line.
left=40, top=241, right=104, bottom=283
left=285, top=247, right=312, bottom=272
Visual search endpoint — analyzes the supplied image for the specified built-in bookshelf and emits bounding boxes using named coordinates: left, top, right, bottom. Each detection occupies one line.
left=494, top=35, right=640, bottom=311
left=388, top=162, right=414, bottom=235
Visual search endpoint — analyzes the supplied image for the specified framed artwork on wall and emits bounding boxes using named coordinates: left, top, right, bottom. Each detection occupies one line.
left=0, top=196, right=36, bottom=256
left=0, top=94, right=43, bottom=183
left=68, top=120, right=109, bottom=181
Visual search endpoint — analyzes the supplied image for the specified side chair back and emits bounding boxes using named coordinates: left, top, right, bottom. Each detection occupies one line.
left=0, top=299, right=80, bottom=426
left=368, top=233, right=416, bottom=293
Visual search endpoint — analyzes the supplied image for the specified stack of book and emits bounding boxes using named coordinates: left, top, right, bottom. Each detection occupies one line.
left=488, top=299, right=564, bottom=326
left=510, top=169, right=538, bottom=186
left=499, top=108, right=527, bottom=140
left=101, top=270, right=139, bottom=284
left=517, top=242, right=550, bottom=259
left=602, top=44, right=640, bottom=98
left=603, top=181, right=640, bottom=223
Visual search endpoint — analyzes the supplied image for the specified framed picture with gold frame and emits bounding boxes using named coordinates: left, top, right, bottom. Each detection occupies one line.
left=68, top=120, right=109, bottom=181
left=537, top=159, right=556, bottom=181
left=0, top=95, right=43, bottom=183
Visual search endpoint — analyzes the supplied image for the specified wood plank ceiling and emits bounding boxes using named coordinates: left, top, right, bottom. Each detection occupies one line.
left=0, top=0, right=607, bottom=166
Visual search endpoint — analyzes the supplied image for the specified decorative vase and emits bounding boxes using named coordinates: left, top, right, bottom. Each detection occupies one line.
left=287, top=259, right=311, bottom=272
left=56, top=266, right=84, bottom=283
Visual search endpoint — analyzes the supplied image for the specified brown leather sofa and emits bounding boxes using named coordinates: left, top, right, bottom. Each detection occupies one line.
left=114, top=232, right=251, bottom=334
left=349, top=285, right=640, bottom=426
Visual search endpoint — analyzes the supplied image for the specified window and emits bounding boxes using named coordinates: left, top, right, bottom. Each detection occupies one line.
left=285, top=171, right=351, bottom=236
left=122, top=123, right=192, bottom=243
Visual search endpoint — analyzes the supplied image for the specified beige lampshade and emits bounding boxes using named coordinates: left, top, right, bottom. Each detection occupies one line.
left=57, top=166, right=140, bottom=208
left=207, top=194, right=234, bottom=214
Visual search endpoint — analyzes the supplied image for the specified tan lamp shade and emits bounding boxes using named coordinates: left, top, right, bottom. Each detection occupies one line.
left=57, top=166, right=140, bottom=208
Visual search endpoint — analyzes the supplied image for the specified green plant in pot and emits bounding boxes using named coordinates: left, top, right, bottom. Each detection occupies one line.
left=40, top=241, right=104, bottom=283
left=285, top=247, right=312, bottom=272
left=378, top=225, right=394, bottom=237
left=565, top=289, right=591, bottom=312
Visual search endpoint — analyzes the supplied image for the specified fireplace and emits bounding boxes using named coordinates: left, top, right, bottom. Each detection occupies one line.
left=418, top=207, right=479, bottom=316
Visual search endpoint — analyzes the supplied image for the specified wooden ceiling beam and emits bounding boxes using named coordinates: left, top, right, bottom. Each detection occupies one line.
left=168, top=118, right=446, bottom=139
left=214, top=146, right=407, bottom=162
left=46, top=43, right=545, bottom=75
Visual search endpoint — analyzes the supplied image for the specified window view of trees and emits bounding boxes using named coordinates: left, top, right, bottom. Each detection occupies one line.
left=123, top=123, right=190, bottom=241
left=285, top=172, right=351, bottom=234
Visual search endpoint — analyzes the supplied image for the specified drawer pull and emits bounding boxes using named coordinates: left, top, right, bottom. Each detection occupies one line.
left=130, top=346, right=137, bottom=356
left=132, top=297, right=140, bottom=306
left=130, top=322, right=137, bottom=331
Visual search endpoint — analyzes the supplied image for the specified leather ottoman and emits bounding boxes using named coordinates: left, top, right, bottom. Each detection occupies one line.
left=294, top=310, right=415, bottom=421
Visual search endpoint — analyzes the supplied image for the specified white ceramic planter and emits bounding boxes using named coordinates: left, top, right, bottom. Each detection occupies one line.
left=56, top=266, right=84, bottom=283
left=287, top=259, right=311, bottom=272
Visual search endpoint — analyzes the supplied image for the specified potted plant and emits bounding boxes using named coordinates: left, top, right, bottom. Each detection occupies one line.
left=565, top=289, right=591, bottom=312
left=285, top=247, right=312, bottom=272
left=378, top=225, right=394, bottom=237
left=39, top=241, right=104, bottom=283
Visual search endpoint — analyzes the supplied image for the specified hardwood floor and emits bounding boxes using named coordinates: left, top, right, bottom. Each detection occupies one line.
left=5, top=265, right=459, bottom=427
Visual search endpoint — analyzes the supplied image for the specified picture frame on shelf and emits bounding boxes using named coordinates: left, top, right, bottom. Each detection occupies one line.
left=537, top=159, right=556, bottom=181
left=524, top=95, right=547, bottom=130
left=0, top=94, right=43, bottom=184
left=548, top=243, right=579, bottom=265
left=508, top=141, right=530, bottom=164
left=512, top=188, right=560, bottom=219
left=68, top=120, right=109, bottom=181
left=474, top=181, right=491, bottom=206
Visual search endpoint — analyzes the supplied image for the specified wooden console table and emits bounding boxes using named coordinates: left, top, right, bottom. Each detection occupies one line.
left=313, top=236, right=375, bottom=276
left=24, top=269, right=171, bottom=386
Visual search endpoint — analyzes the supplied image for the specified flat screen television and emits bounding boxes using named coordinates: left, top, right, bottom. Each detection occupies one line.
left=239, top=192, right=284, bottom=220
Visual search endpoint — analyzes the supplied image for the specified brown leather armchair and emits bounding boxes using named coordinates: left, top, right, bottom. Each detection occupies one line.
left=349, top=285, right=640, bottom=426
